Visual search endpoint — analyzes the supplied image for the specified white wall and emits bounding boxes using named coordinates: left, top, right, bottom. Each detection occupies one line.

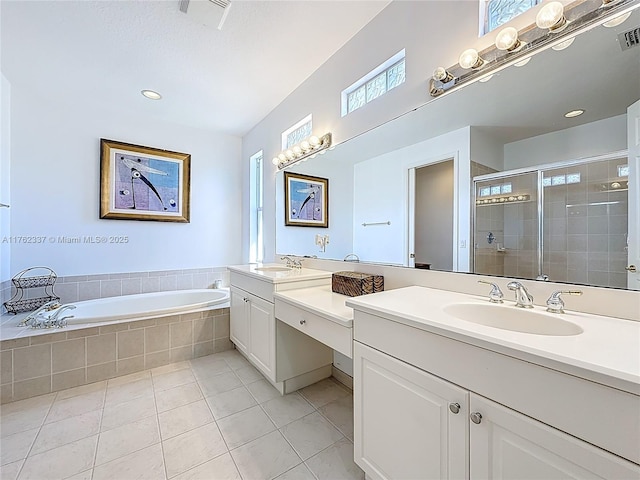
left=242, top=1, right=483, bottom=263
left=0, top=73, right=11, bottom=283
left=9, top=85, right=243, bottom=276
left=504, top=115, right=627, bottom=170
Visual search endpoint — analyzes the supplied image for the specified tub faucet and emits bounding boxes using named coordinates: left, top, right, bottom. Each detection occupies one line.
left=48, top=304, right=76, bottom=327
left=17, top=300, right=61, bottom=327
left=506, top=281, right=534, bottom=308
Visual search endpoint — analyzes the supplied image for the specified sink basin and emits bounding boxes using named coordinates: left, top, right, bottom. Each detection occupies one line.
left=254, top=266, right=292, bottom=272
left=443, top=303, right=583, bottom=336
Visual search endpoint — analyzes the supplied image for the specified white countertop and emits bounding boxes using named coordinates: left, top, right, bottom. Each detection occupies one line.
left=346, top=286, right=640, bottom=395
left=273, top=285, right=354, bottom=327
left=227, top=264, right=332, bottom=284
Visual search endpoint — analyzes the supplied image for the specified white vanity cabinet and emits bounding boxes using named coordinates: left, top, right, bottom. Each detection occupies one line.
left=348, top=286, right=640, bottom=480
left=228, top=265, right=334, bottom=393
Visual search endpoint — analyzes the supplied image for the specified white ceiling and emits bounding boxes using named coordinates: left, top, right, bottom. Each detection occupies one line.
left=0, top=0, right=390, bottom=136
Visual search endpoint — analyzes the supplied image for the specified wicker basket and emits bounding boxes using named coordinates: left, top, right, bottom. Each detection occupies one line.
left=331, top=271, right=384, bottom=297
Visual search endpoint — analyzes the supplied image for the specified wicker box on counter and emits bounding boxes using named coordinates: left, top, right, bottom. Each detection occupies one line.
left=331, top=271, right=384, bottom=297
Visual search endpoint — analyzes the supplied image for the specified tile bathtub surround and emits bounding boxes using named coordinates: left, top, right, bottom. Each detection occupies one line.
left=0, top=352, right=362, bottom=480
left=0, top=307, right=232, bottom=404
left=1, top=267, right=230, bottom=309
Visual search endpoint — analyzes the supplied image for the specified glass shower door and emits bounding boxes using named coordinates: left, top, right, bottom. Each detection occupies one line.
left=473, top=172, right=539, bottom=279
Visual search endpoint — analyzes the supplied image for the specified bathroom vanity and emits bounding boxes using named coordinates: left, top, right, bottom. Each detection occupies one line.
left=227, top=264, right=336, bottom=393
left=346, top=286, right=640, bottom=479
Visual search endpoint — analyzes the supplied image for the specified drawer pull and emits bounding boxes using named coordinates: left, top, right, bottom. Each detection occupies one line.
left=470, top=412, right=483, bottom=424
left=300, top=319, right=306, bottom=325
left=449, top=403, right=460, bottom=414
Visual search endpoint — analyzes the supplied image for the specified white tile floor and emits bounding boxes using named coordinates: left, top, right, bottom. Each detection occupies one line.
left=0, top=350, right=363, bottom=480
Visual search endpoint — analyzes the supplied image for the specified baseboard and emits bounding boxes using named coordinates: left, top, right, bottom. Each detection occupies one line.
left=331, top=365, right=353, bottom=391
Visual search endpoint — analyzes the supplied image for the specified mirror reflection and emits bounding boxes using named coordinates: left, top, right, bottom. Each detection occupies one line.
left=276, top=7, right=640, bottom=290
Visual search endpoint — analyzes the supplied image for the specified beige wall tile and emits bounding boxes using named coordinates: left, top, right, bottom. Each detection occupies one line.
left=87, top=362, right=117, bottom=383
left=1, top=350, right=12, bottom=385
left=214, top=315, right=230, bottom=339
left=156, top=315, right=180, bottom=326
left=1, top=384, right=13, bottom=403
left=170, top=322, right=193, bottom=348
left=214, top=338, right=233, bottom=354
left=53, top=368, right=86, bottom=392
left=14, top=344, right=51, bottom=381
left=52, top=339, right=86, bottom=373
left=14, top=375, right=51, bottom=401
left=67, top=327, right=100, bottom=339
left=128, top=319, right=157, bottom=330
left=117, top=356, right=145, bottom=376
left=99, top=323, right=129, bottom=334
left=117, top=330, right=144, bottom=359
left=87, top=334, right=116, bottom=366
left=30, top=332, right=66, bottom=345
left=1, top=338, right=29, bottom=351
left=170, top=346, right=193, bottom=363
left=193, top=318, right=213, bottom=343
left=145, top=325, right=169, bottom=353
left=145, top=351, right=170, bottom=370
left=180, top=312, right=201, bottom=323
left=194, top=342, right=214, bottom=358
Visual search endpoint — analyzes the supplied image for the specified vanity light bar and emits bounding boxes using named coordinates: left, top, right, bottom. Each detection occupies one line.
left=272, top=133, right=332, bottom=170
left=475, top=194, right=531, bottom=205
left=429, top=0, right=638, bottom=98
left=598, top=180, right=629, bottom=191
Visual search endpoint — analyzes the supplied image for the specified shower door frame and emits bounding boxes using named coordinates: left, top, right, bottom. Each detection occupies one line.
left=472, top=149, right=629, bottom=281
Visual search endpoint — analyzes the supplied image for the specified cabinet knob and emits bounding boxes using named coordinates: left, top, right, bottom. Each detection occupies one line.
left=449, top=403, right=460, bottom=414
left=299, top=319, right=306, bottom=325
left=470, top=412, right=483, bottom=424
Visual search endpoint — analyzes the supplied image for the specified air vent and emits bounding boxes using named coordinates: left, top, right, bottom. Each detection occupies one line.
left=618, top=26, right=640, bottom=51
left=178, top=0, right=231, bottom=29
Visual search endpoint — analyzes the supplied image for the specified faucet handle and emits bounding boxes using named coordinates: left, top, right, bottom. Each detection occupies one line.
left=546, top=290, right=582, bottom=314
left=478, top=280, right=504, bottom=303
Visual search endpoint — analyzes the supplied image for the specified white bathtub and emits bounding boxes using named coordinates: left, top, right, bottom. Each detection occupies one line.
left=65, top=288, right=230, bottom=324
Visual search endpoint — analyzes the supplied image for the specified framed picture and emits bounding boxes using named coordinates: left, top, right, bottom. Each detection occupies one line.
left=284, top=171, right=328, bottom=227
left=100, top=139, right=191, bottom=223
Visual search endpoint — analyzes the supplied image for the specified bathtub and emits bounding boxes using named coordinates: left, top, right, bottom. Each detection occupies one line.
left=64, top=288, right=230, bottom=324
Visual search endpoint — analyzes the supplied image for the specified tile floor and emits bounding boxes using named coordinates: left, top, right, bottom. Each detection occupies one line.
left=0, top=350, right=363, bottom=480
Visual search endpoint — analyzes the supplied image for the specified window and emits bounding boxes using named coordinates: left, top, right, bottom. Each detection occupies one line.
left=479, top=0, right=540, bottom=36
left=341, top=49, right=405, bottom=117
left=479, top=182, right=512, bottom=197
left=282, top=115, right=312, bottom=150
left=249, top=151, right=263, bottom=263
left=542, top=173, right=581, bottom=187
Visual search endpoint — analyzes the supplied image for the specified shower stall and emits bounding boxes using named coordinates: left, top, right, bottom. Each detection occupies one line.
left=473, top=152, right=630, bottom=289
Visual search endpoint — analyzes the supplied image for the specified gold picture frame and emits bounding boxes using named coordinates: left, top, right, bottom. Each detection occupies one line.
left=284, top=171, right=329, bottom=228
left=100, top=139, right=191, bottom=223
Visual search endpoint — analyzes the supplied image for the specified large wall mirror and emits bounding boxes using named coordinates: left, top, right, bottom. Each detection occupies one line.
left=276, top=6, right=640, bottom=291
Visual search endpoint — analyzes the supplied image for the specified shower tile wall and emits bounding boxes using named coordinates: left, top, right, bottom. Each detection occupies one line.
left=472, top=162, right=503, bottom=275
left=543, top=158, right=628, bottom=288
left=1, top=267, right=230, bottom=313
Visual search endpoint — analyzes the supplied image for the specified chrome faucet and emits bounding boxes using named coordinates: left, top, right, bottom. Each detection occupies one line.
left=546, top=290, right=582, bottom=314
left=48, top=304, right=76, bottom=327
left=19, top=302, right=76, bottom=329
left=478, top=280, right=504, bottom=303
left=280, top=256, right=294, bottom=268
left=507, top=281, right=534, bottom=308
left=280, top=256, right=302, bottom=269
left=17, top=300, right=61, bottom=327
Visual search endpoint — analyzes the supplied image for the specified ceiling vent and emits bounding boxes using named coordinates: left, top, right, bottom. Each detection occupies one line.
left=179, top=0, right=231, bottom=30
left=618, top=26, right=640, bottom=51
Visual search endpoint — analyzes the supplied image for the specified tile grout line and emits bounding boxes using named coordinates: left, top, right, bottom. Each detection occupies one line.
left=14, top=393, right=57, bottom=480
left=87, top=385, right=107, bottom=480
left=149, top=372, right=169, bottom=480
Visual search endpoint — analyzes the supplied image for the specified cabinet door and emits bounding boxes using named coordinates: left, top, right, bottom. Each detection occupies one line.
left=469, top=393, right=640, bottom=479
left=230, top=287, right=249, bottom=354
left=354, top=342, right=468, bottom=480
left=248, top=293, right=275, bottom=382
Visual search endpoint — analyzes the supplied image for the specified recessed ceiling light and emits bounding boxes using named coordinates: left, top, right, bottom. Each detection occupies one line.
left=565, top=109, right=585, bottom=118
left=479, top=74, right=494, bottom=83
left=141, top=89, right=162, bottom=100
left=514, top=57, right=531, bottom=67
left=602, top=11, right=632, bottom=28
left=552, top=37, right=575, bottom=51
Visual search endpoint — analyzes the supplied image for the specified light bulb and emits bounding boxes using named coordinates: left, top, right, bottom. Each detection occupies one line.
left=309, top=136, right=320, bottom=147
left=292, top=146, right=302, bottom=157
left=536, top=2, right=567, bottom=31
left=278, top=153, right=287, bottom=163
left=552, top=37, right=575, bottom=50
left=285, top=149, right=295, bottom=160
left=459, top=49, right=484, bottom=69
left=603, top=11, right=632, bottom=27
left=495, top=27, right=523, bottom=52
left=300, top=140, right=311, bottom=152
left=272, top=157, right=279, bottom=165
left=433, top=67, right=454, bottom=82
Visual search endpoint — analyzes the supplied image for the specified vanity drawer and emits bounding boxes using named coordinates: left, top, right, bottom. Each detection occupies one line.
left=276, top=300, right=352, bottom=358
